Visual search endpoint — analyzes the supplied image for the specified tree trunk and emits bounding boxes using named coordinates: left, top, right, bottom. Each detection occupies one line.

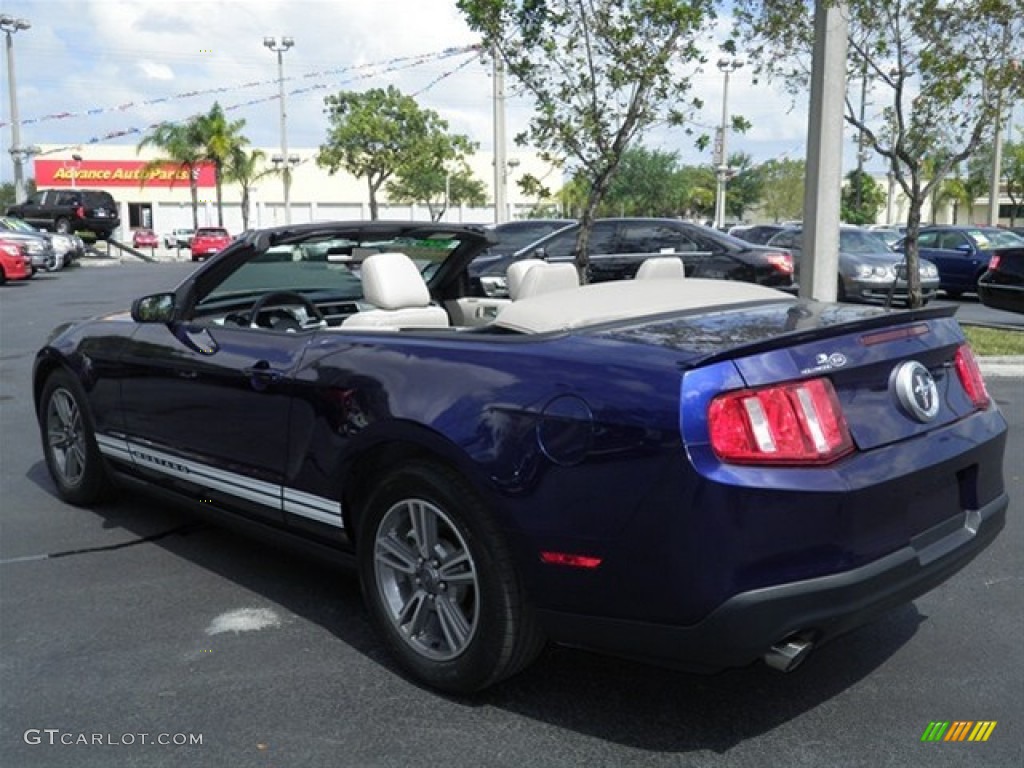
left=189, top=169, right=200, bottom=231
left=903, top=180, right=925, bottom=308
left=572, top=170, right=617, bottom=284
left=240, top=186, right=250, bottom=231
left=367, top=176, right=379, bottom=220
left=215, top=162, right=224, bottom=227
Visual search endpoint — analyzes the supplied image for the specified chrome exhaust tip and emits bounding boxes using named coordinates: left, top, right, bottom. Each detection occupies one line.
left=764, top=636, right=814, bottom=673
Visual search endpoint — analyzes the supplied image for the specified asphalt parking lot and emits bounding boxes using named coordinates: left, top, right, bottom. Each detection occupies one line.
left=1, top=263, right=1021, bottom=768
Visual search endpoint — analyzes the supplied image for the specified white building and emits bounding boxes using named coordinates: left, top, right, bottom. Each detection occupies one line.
left=30, top=145, right=562, bottom=238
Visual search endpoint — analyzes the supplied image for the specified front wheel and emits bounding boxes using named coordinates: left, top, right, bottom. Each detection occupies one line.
left=357, top=462, right=544, bottom=693
left=39, top=370, right=111, bottom=505
left=54, top=217, right=71, bottom=234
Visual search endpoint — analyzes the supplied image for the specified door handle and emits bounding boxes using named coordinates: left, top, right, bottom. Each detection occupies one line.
left=244, top=361, right=283, bottom=379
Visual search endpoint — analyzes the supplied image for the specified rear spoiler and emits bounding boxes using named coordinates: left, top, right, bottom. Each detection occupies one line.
left=693, top=302, right=958, bottom=368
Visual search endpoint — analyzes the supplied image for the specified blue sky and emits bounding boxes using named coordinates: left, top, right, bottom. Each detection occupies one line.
left=1, top=0, right=886, bottom=188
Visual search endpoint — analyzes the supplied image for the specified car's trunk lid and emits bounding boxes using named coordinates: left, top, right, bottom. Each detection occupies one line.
left=596, top=300, right=979, bottom=451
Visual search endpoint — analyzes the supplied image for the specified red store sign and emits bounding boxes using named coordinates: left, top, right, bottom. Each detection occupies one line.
left=34, top=159, right=217, bottom=188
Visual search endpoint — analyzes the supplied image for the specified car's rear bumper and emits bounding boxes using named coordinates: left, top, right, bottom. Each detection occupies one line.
left=536, top=492, right=1007, bottom=672
left=977, top=281, right=1024, bottom=314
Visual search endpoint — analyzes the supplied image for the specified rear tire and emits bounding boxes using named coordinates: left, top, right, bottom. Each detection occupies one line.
left=39, top=370, right=111, bottom=505
left=357, top=461, right=545, bottom=693
left=55, top=217, right=71, bottom=234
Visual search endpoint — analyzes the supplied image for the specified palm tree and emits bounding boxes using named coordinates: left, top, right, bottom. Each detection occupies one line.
left=195, top=103, right=248, bottom=227
left=225, top=147, right=275, bottom=231
left=137, top=121, right=205, bottom=230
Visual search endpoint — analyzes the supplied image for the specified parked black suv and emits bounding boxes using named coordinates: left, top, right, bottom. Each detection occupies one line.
left=7, top=189, right=120, bottom=240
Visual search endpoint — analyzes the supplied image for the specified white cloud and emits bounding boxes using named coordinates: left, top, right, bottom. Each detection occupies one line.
left=0, top=0, right=872, bottom=183
left=138, top=61, right=175, bottom=81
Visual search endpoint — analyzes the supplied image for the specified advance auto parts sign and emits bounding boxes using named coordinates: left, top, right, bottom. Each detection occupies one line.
left=34, top=160, right=216, bottom=188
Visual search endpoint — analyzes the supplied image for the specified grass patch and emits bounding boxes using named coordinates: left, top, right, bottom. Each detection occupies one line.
left=962, top=325, right=1024, bottom=357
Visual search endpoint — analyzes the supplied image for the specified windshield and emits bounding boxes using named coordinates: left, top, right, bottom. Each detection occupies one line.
left=967, top=229, right=1024, bottom=249
left=840, top=229, right=891, bottom=253
left=200, top=234, right=462, bottom=309
left=2, top=217, right=40, bottom=234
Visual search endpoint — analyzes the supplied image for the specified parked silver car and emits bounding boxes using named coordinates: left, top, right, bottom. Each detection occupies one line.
left=0, top=216, right=83, bottom=269
left=0, top=216, right=57, bottom=273
left=767, top=227, right=940, bottom=305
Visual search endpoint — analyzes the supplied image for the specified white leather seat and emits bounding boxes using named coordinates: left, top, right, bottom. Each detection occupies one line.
left=513, top=262, right=580, bottom=300
left=506, top=259, right=547, bottom=300
left=636, top=256, right=686, bottom=280
left=341, top=252, right=449, bottom=330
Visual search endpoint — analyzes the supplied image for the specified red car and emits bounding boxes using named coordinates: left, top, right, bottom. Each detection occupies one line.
left=132, top=228, right=159, bottom=249
left=190, top=227, right=231, bottom=261
left=0, top=239, right=32, bottom=284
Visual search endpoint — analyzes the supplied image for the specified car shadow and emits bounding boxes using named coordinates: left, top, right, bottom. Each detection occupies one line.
left=25, top=461, right=925, bottom=754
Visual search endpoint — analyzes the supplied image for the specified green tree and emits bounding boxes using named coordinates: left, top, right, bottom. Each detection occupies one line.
left=224, top=147, right=275, bottom=231
left=385, top=132, right=486, bottom=222
left=725, top=152, right=763, bottom=222
left=757, top=158, right=805, bottom=222
left=458, top=0, right=716, bottom=280
left=0, top=178, right=35, bottom=208
left=934, top=175, right=973, bottom=225
left=1004, top=136, right=1024, bottom=226
left=137, top=121, right=205, bottom=230
left=319, top=86, right=451, bottom=220
left=196, top=102, right=248, bottom=228
left=599, top=147, right=683, bottom=217
left=841, top=169, right=885, bottom=225
left=736, top=0, right=1023, bottom=306
left=675, top=165, right=717, bottom=221
left=964, top=144, right=995, bottom=222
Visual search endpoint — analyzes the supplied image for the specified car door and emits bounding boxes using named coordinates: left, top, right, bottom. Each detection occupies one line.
left=117, top=319, right=313, bottom=525
left=917, top=230, right=977, bottom=294
left=16, top=191, right=48, bottom=229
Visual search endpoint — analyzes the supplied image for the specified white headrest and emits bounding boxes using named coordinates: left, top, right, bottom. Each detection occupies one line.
left=636, top=256, right=686, bottom=280
left=360, top=252, right=431, bottom=309
left=506, top=259, right=547, bottom=301
left=516, top=262, right=580, bottom=299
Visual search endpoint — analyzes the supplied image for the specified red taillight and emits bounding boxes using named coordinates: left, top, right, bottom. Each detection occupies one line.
left=75, top=205, right=85, bottom=219
left=709, top=377, right=854, bottom=465
left=540, top=551, right=603, bottom=569
left=987, top=254, right=1001, bottom=271
left=954, top=344, right=989, bottom=409
left=765, top=251, right=794, bottom=274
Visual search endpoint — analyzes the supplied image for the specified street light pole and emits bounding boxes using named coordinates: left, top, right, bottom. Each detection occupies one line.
left=1, top=14, right=31, bottom=204
left=714, top=57, right=743, bottom=230
left=988, top=22, right=1011, bottom=227
left=264, top=35, right=294, bottom=224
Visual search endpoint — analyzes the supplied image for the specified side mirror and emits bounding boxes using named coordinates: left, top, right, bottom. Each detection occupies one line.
left=131, top=292, right=177, bottom=323
left=531, top=247, right=548, bottom=260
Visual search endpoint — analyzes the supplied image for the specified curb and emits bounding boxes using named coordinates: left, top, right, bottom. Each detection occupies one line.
left=977, top=356, right=1024, bottom=380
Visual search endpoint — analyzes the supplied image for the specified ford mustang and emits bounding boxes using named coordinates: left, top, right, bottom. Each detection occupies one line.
left=34, top=221, right=1007, bottom=693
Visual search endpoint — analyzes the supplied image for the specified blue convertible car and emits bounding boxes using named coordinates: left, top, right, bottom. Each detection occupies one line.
left=34, top=221, right=1007, bottom=693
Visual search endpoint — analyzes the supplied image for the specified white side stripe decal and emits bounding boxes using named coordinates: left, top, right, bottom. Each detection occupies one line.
left=95, top=434, right=343, bottom=528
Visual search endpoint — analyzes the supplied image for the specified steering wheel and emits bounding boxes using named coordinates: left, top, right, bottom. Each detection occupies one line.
left=247, top=291, right=325, bottom=330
